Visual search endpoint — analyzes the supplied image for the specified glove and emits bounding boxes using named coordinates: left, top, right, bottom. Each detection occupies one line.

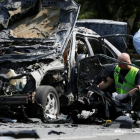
left=112, top=92, right=118, bottom=100
left=87, top=91, right=94, bottom=98
left=115, top=94, right=127, bottom=101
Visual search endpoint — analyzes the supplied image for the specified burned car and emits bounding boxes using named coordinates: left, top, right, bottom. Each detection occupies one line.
left=0, top=0, right=80, bottom=122
left=0, top=0, right=138, bottom=124
left=65, top=54, right=140, bottom=126
left=61, top=28, right=140, bottom=125
left=0, top=0, right=123, bottom=123
left=68, top=30, right=140, bottom=99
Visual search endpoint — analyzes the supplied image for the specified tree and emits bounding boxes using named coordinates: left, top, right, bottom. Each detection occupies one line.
left=75, top=0, right=140, bottom=20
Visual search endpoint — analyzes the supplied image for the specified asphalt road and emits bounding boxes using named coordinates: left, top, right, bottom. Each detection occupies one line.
left=0, top=122, right=140, bottom=140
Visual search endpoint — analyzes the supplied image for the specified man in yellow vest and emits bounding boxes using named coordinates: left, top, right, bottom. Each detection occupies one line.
left=98, top=53, right=140, bottom=101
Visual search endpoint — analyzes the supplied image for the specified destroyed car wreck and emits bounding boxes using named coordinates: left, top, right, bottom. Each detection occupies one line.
left=0, top=0, right=140, bottom=127
left=0, top=0, right=80, bottom=122
left=62, top=54, right=140, bottom=128
left=0, top=0, right=126, bottom=123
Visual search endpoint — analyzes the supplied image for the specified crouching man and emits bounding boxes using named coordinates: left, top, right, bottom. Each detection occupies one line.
left=98, top=53, right=140, bottom=101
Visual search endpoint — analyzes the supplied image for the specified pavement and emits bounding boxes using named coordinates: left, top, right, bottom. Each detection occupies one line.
left=0, top=123, right=140, bottom=140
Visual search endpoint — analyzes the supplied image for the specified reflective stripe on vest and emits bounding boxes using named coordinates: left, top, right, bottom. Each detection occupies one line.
left=114, top=65, right=139, bottom=94
left=115, top=85, right=133, bottom=91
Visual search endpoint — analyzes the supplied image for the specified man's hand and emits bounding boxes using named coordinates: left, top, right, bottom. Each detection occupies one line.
left=115, top=94, right=127, bottom=101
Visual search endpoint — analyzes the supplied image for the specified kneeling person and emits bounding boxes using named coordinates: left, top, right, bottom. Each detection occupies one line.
left=98, top=53, right=140, bottom=100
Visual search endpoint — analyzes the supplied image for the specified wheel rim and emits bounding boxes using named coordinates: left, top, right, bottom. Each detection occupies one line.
left=44, top=92, right=58, bottom=115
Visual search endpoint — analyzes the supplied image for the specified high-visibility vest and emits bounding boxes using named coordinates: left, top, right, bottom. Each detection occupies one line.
left=114, top=65, right=139, bottom=94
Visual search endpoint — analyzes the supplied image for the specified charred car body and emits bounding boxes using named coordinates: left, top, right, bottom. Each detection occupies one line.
left=0, top=0, right=139, bottom=125
left=60, top=52, right=140, bottom=127
left=61, top=25, right=140, bottom=125
left=0, top=0, right=80, bottom=122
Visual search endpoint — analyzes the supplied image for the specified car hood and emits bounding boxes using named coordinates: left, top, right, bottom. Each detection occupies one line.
left=0, top=0, right=80, bottom=62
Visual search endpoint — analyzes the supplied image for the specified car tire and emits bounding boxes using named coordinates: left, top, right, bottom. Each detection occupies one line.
left=35, top=86, right=60, bottom=122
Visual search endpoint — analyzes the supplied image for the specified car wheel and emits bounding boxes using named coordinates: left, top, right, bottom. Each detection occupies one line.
left=35, top=86, right=60, bottom=122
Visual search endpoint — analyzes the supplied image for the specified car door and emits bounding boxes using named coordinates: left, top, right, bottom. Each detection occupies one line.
left=67, top=30, right=122, bottom=96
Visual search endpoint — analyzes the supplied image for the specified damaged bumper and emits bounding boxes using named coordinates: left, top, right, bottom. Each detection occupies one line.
left=0, top=95, right=29, bottom=104
left=0, top=92, right=35, bottom=104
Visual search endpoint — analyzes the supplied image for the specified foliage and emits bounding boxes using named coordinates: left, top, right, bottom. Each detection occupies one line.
left=75, top=0, right=140, bottom=34
left=75, top=0, right=140, bottom=21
